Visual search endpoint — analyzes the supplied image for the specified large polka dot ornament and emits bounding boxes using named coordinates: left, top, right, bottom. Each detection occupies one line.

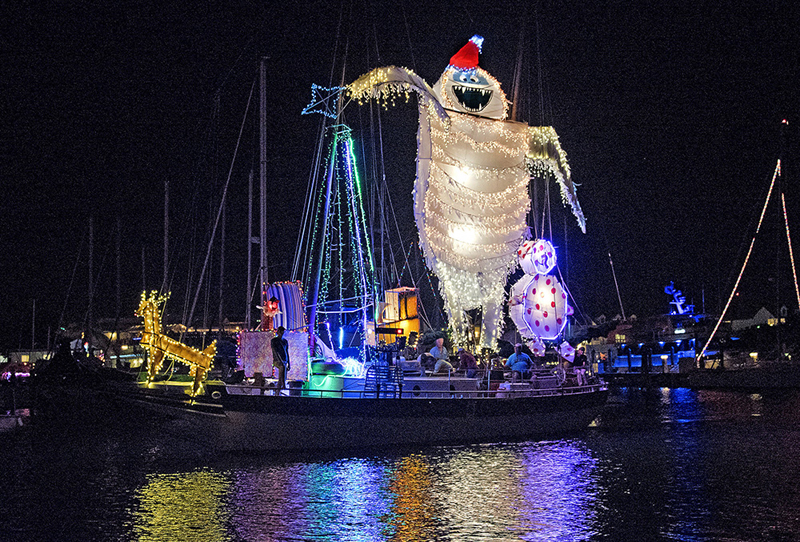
left=514, top=273, right=573, bottom=340
left=518, top=238, right=557, bottom=275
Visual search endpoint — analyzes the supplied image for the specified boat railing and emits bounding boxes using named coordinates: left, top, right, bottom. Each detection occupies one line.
left=292, top=381, right=606, bottom=399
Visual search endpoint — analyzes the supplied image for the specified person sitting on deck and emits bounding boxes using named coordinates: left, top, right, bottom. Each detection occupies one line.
left=429, top=338, right=453, bottom=374
left=458, top=347, right=478, bottom=378
left=504, top=343, right=532, bottom=382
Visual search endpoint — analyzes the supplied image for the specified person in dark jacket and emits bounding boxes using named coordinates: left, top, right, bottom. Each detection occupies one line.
left=270, top=326, right=290, bottom=392
left=573, top=347, right=588, bottom=386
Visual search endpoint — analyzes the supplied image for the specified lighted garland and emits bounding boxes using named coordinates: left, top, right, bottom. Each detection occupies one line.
left=428, top=162, right=530, bottom=212
left=309, top=124, right=378, bottom=357
left=425, top=195, right=529, bottom=236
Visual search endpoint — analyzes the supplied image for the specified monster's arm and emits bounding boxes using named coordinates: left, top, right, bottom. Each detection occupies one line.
left=347, top=66, right=450, bottom=124
left=528, top=126, right=586, bottom=233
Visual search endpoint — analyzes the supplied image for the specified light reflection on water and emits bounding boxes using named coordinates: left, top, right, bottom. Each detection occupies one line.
left=133, top=470, right=231, bottom=542
left=4, top=389, right=800, bottom=541
left=126, top=442, right=599, bottom=541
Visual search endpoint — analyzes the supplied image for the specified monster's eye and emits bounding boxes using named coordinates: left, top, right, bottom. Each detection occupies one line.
left=459, top=73, right=468, bottom=82
left=469, top=74, right=479, bottom=83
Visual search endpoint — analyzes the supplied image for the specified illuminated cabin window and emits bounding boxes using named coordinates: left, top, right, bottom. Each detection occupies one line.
left=21, top=354, right=30, bottom=362
left=615, top=334, right=626, bottom=343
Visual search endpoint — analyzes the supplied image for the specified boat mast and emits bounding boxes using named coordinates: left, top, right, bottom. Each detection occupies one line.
left=87, top=214, right=93, bottom=356
left=697, top=120, right=796, bottom=362
left=259, top=57, right=269, bottom=327
left=246, top=169, right=254, bottom=330
left=164, top=179, right=169, bottom=290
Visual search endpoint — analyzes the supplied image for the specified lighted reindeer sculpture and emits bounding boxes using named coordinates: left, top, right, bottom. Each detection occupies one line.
left=136, top=291, right=217, bottom=397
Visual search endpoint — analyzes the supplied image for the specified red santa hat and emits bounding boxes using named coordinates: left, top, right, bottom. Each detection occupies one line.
left=449, top=35, right=484, bottom=71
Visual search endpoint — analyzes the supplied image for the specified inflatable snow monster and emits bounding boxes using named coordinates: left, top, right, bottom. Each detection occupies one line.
left=349, top=36, right=584, bottom=347
left=508, top=238, right=573, bottom=342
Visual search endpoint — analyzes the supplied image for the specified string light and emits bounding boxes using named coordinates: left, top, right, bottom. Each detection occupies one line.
left=697, top=160, right=781, bottom=362
left=136, top=291, right=216, bottom=397
left=308, top=124, right=378, bottom=361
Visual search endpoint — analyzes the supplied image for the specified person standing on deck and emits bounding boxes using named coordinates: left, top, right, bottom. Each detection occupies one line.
left=271, top=326, right=290, bottom=393
left=573, top=347, right=588, bottom=386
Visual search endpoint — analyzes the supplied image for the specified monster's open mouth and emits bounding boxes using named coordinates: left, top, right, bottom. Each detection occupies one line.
left=453, top=85, right=492, bottom=112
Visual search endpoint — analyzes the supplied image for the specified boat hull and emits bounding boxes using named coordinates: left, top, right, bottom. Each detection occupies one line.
left=34, top=377, right=607, bottom=452
left=203, top=385, right=608, bottom=451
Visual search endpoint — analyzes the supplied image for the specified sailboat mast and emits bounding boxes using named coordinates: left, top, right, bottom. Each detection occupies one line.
left=87, top=214, right=93, bottom=355
left=163, top=179, right=169, bottom=290
left=259, top=57, right=269, bottom=327
left=246, top=169, right=253, bottom=330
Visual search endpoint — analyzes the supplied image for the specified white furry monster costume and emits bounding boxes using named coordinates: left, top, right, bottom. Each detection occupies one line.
left=349, top=36, right=584, bottom=347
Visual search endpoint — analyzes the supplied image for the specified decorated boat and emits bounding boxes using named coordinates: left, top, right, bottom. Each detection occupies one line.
left=108, top=35, right=607, bottom=452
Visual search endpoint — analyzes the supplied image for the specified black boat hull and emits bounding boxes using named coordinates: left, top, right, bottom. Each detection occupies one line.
left=198, top=385, right=608, bottom=451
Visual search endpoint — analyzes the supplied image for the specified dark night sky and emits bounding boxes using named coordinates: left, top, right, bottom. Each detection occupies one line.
left=1, top=0, right=798, bottom=351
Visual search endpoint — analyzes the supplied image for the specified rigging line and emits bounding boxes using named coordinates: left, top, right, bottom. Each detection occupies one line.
left=55, top=226, right=87, bottom=342
left=400, top=1, right=417, bottom=73
left=555, top=264, right=590, bottom=327
left=292, top=0, right=346, bottom=285
left=366, top=0, right=382, bottom=67
left=334, top=0, right=353, bottom=111
left=547, top=180, right=553, bottom=241
left=697, top=159, right=781, bottom=362
left=781, top=191, right=800, bottom=310
left=326, top=1, right=346, bottom=88
left=292, top=115, right=328, bottom=281
left=511, top=26, right=525, bottom=122
left=608, top=251, right=627, bottom=321
left=213, top=36, right=255, bottom=95
left=184, top=78, right=256, bottom=335
left=407, top=241, right=433, bottom=328
left=83, top=227, right=114, bottom=330
left=534, top=2, right=544, bottom=124
left=418, top=258, right=444, bottom=326
left=303, top=123, right=331, bottom=285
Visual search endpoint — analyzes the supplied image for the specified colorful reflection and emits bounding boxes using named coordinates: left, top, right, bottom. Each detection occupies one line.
left=227, top=459, right=393, bottom=541
left=131, top=469, right=232, bottom=541
left=219, top=443, right=600, bottom=541
left=385, top=455, right=440, bottom=542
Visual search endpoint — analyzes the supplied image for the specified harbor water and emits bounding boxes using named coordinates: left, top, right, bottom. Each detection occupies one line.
left=2, top=387, right=800, bottom=541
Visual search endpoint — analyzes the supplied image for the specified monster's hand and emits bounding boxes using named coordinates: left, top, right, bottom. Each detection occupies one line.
left=527, top=126, right=586, bottom=233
